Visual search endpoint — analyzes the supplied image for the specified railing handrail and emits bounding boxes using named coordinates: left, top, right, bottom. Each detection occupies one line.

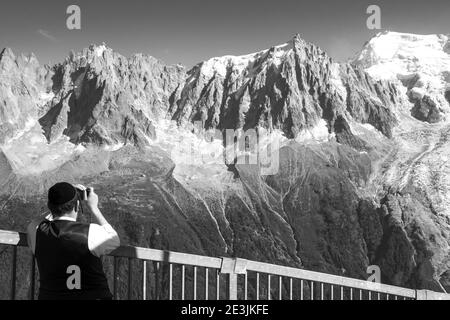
left=1, top=229, right=448, bottom=300
left=244, top=259, right=416, bottom=298
left=0, top=229, right=28, bottom=246
left=109, top=246, right=223, bottom=269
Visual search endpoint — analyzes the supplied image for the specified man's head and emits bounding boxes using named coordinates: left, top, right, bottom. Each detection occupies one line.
left=47, top=182, right=79, bottom=217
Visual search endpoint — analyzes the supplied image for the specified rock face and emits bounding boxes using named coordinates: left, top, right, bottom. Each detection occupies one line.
left=39, top=45, right=185, bottom=146
left=0, top=33, right=449, bottom=298
left=376, top=188, right=450, bottom=291
left=0, top=48, right=52, bottom=143
left=172, top=35, right=399, bottom=140
left=29, top=36, right=402, bottom=147
left=411, top=95, right=442, bottom=123
left=0, top=150, right=13, bottom=186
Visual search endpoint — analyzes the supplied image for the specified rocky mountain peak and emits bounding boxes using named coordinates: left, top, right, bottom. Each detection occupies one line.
left=38, top=45, right=186, bottom=146
left=352, top=31, right=450, bottom=123
left=1, top=34, right=403, bottom=150
left=0, top=47, right=51, bottom=144
left=291, top=33, right=318, bottom=53
left=1, top=47, right=41, bottom=70
left=292, top=33, right=302, bottom=43
left=171, top=34, right=400, bottom=143
left=0, top=47, right=15, bottom=62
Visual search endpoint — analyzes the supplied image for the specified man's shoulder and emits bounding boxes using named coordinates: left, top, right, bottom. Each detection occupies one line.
left=27, top=216, right=48, bottom=234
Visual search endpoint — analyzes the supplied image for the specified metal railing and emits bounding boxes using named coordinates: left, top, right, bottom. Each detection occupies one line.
left=1, top=229, right=449, bottom=300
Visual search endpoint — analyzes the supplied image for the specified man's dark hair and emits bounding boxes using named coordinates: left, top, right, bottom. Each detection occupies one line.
left=47, top=182, right=79, bottom=217
left=48, top=197, right=78, bottom=217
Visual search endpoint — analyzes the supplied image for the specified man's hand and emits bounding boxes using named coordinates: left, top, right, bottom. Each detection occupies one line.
left=85, top=187, right=109, bottom=226
left=73, top=184, right=88, bottom=201
left=74, top=184, right=98, bottom=209
left=73, top=184, right=86, bottom=192
left=86, top=187, right=99, bottom=210
left=74, top=184, right=108, bottom=226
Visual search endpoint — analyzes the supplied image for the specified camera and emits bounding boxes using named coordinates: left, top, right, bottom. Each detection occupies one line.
left=75, top=186, right=91, bottom=201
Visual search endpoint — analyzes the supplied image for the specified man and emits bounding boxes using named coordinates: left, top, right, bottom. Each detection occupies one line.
left=27, top=182, right=120, bottom=300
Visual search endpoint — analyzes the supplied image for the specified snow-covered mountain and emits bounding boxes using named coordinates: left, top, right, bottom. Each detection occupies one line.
left=352, top=31, right=450, bottom=216
left=353, top=31, right=450, bottom=123
left=1, top=32, right=450, bottom=297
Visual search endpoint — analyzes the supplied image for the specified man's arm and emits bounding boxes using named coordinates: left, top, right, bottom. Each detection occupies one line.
left=86, top=187, right=120, bottom=257
left=26, top=213, right=52, bottom=255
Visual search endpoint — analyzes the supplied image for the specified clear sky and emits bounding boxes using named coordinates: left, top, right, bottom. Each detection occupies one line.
left=0, top=0, right=448, bottom=67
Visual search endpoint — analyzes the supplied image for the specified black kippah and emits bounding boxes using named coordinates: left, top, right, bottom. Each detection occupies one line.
left=48, top=182, right=77, bottom=205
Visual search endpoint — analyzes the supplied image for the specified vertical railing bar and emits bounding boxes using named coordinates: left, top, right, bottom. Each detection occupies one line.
left=193, top=266, right=197, bottom=300
left=320, top=282, right=324, bottom=300
left=205, top=268, right=209, bottom=301
left=216, top=270, right=220, bottom=300
left=227, top=272, right=237, bottom=300
left=142, top=260, right=147, bottom=300
left=244, top=272, right=248, bottom=300
left=386, top=293, right=389, bottom=300
left=256, top=273, right=260, bottom=300
left=113, top=257, right=118, bottom=300
left=378, top=292, right=381, bottom=300
left=310, top=281, right=314, bottom=300
left=268, top=274, right=271, bottom=300
left=300, top=279, right=304, bottom=300
left=331, top=284, right=334, bottom=300
left=350, top=288, right=353, bottom=300
left=368, top=291, right=372, bottom=300
left=127, top=258, right=132, bottom=300
left=340, top=286, right=344, bottom=300
left=278, top=276, right=282, bottom=300
left=30, top=255, right=35, bottom=300
left=181, top=265, right=186, bottom=300
left=289, top=278, right=293, bottom=300
left=169, top=263, right=173, bottom=300
left=10, top=246, right=17, bottom=300
left=155, top=262, right=160, bottom=300
left=360, top=289, right=363, bottom=300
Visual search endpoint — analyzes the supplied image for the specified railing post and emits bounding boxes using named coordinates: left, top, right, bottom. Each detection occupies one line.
left=416, top=290, right=427, bottom=300
left=30, top=255, right=36, bottom=300
left=220, top=257, right=247, bottom=300
left=228, top=273, right=238, bottom=300
left=142, top=260, right=147, bottom=300
left=127, top=258, right=132, bottom=300
left=113, top=257, right=118, bottom=300
left=10, top=246, right=17, bottom=300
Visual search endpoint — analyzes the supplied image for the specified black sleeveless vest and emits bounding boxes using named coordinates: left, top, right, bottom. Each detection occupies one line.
left=35, top=219, right=112, bottom=300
